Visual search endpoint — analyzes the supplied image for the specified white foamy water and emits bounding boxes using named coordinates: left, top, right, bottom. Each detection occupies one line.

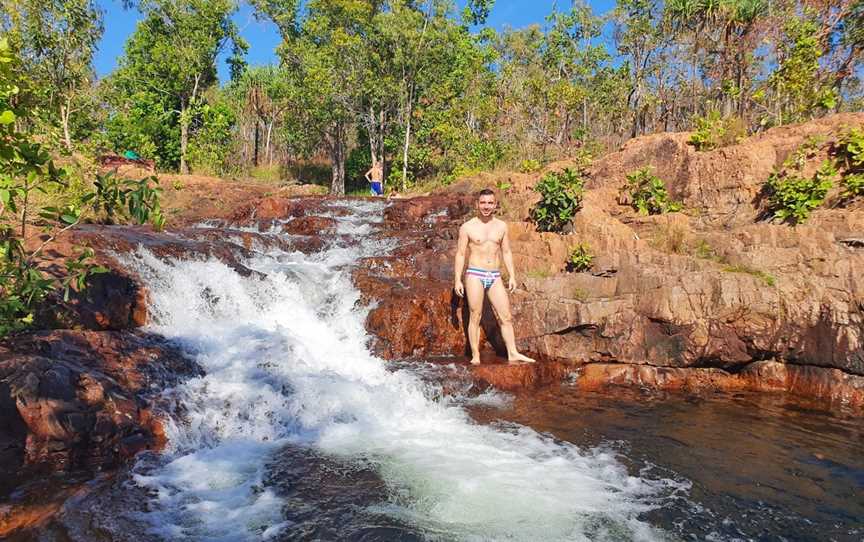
left=123, top=200, right=681, bottom=541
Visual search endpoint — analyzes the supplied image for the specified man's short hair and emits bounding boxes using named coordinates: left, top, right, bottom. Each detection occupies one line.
left=477, top=188, right=496, bottom=199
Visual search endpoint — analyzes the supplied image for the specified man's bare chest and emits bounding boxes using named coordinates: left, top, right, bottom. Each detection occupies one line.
left=467, top=225, right=503, bottom=245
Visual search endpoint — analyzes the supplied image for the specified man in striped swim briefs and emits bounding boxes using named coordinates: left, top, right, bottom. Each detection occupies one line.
left=453, top=189, right=535, bottom=365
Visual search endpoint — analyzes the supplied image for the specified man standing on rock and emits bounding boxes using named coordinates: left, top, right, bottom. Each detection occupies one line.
left=454, top=189, right=535, bottom=365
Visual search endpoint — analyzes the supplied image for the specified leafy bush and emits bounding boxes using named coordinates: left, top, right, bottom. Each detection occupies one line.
left=842, top=173, right=864, bottom=200
left=530, top=168, right=585, bottom=232
left=519, top=159, right=541, bottom=173
left=345, top=145, right=372, bottom=192
left=836, top=127, right=864, bottom=168
left=624, top=168, right=682, bottom=215
left=85, top=172, right=165, bottom=229
left=835, top=128, right=864, bottom=201
left=765, top=160, right=834, bottom=224
left=187, top=101, right=236, bottom=176
left=0, top=38, right=107, bottom=336
left=566, top=243, right=594, bottom=272
left=688, top=112, right=747, bottom=151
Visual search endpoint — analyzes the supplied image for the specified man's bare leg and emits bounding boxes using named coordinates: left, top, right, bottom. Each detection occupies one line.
left=465, top=276, right=485, bottom=365
left=487, top=279, right=535, bottom=363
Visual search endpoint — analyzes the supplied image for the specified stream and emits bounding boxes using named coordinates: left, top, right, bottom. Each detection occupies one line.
left=36, top=199, right=863, bottom=542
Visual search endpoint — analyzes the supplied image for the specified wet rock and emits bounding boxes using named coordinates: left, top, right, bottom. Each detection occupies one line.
left=470, top=361, right=572, bottom=392
left=383, top=194, right=475, bottom=227
left=281, top=215, right=337, bottom=236
left=0, top=330, right=200, bottom=473
left=572, top=361, right=864, bottom=408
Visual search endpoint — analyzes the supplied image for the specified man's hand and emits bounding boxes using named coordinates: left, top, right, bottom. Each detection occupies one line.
left=508, top=276, right=516, bottom=293
left=454, top=281, right=464, bottom=297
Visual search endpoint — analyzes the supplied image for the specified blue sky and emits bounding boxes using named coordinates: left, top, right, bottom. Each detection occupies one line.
left=94, top=0, right=617, bottom=81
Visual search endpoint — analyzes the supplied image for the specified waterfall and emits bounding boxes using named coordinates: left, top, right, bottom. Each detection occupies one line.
left=120, top=200, right=680, bottom=541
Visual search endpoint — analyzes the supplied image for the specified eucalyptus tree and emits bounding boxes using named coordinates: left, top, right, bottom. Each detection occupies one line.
left=0, top=0, right=104, bottom=151
left=111, top=0, right=246, bottom=173
left=276, top=0, right=382, bottom=195
left=613, top=0, right=666, bottom=136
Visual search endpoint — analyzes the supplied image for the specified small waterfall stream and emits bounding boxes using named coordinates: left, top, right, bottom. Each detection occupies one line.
left=115, top=200, right=682, bottom=541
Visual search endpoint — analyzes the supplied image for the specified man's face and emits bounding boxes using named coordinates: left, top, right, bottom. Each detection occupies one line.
left=477, top=194, right=496, bottom=217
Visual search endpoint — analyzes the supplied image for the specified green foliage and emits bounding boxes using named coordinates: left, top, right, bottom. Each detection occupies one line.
left=624, top=168, right=682, bottom=215
left=0, top=0, right=105, bottom=150
left=688, top=112, right=748, bottom=151
left=763, top=14, right=837, bottom=124
left=834, top=127, right=864, bottom=201
left=519, top=159, right=541, bottom=173
left=86, top=172, right=165, bottom=229
left=108, top=0, right=245, bottom=173
left=841, top=173, right=864, bottom=199
left=566, top=243, right=594, bottom=272
left=0, top=38, right=106, bottom=336
left=693, top=239, right=720, bottom=261
left=836, top=127, right=864, bottom=168
left=530, top=168, right=585, bottom=232
left=765, top=160, right=834, bottom=224
left=187, top=100, right=236, bottom=176
left=345, top=145, right=372, bottom=193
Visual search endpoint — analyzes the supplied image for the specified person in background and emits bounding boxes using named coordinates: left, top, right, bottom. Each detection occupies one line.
left=365, top=161, right=384, bottom=196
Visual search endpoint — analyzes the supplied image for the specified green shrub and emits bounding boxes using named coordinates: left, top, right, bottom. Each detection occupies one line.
left=85, top=172, right=165, bottom=229
left=835, top=128, right=864, bottom=201
left=688, top=112, right=748, bottom=151
left=566, top=243, right=594, bottom=272
left=530, top=168, right=585, bottom=232
left=624, top=168, right=682, bottom=215
left=345, top=146, right=372, bottom=192
left=519, top=159, right=541, bottom=173
left=842, top=173, right=864, bottom=200
left=837, top=127, right=864, bottom=168
left=765, top=160, right=834, bottom=224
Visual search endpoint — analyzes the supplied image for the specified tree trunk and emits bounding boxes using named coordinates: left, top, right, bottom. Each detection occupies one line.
left=401, top=85, right=414, bottom=192
left=265, top=121, right=274, bottom=166
left=328, top=122, right=346, bottom=196
left=180, top=101, right=190, bottom=175
left=253, top=120, right=260, bottom=167
left=60, top=99, right=73, bottom=152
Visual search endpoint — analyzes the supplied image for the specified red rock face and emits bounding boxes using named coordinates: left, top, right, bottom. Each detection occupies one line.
left=0, top=331, right=199, bottom=473
left=352, top=173, right=864, bottom=406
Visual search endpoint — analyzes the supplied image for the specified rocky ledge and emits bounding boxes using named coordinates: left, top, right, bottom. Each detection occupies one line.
left=353, top=114, right=864, bottom=409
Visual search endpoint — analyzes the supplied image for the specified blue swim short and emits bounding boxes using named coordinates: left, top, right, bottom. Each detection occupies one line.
left=370, top=181, right=383, bottom=196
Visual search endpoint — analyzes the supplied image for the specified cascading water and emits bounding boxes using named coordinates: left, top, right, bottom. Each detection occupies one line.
left=120, top=200, right=683, bottom=541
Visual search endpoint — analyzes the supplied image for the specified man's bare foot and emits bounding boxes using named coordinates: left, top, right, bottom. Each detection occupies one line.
left=507, top=352, right=535, bottom=364
left=469, top=357, right=482, bottom=366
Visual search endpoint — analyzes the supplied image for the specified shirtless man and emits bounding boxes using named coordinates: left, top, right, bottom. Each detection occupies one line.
left=364, top=162, right=384, bottom=196
left=454, top=189, right=535, bottom=365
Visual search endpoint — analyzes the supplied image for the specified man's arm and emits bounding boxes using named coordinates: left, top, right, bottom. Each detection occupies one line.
left=501, top=224, right=517, bottom=293
left=364, top=167, right=372, bottom=182
left=454, top=224, right=469, bottom=297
